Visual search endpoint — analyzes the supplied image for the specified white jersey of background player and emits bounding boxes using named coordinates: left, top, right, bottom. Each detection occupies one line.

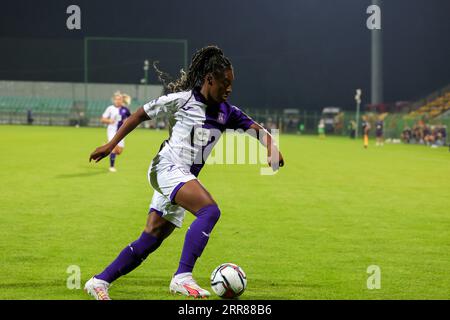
left=101, top=91, right=131, bottom=172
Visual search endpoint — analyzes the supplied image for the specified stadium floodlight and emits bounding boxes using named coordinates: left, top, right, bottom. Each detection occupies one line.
left=371, top=0, right=383, bottom=105
left=355, top=89, right=362, bottom=138
left=143, top=59, right=150, bottom=85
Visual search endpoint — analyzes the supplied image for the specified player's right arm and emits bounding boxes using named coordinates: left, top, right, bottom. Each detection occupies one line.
left=100, top=106, right=115, bottom=124
left=100, top=117, right=114, bottom=124
left=90, top=107, right=150, bottom=162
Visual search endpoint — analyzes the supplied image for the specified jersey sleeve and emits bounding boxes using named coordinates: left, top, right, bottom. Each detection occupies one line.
left=226, top=105, right=255, bottom=130
left=143, top=94, right=178, bottom=119
left=102, top=106, right=112, bottom=119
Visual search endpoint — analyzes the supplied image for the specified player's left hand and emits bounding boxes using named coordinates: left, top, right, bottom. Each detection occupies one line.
left=268, top=149, right=284, bottom=171
left=89, top=144, right=113, bottom=163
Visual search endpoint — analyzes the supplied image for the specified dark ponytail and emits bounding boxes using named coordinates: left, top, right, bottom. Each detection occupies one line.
left=153, top=45, right=232, bottom=93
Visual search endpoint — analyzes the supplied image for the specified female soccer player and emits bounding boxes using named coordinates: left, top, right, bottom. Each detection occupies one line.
left=85, top=46, right=284, bottom=300
left=362, top=115, right=371, bottom=149
left=100, top=91, right=131, bottom=172
left=375, top=115, right=384, bottom=147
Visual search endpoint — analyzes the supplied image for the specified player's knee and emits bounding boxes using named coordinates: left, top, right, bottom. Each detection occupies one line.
left=211, top=205, right=221, bottom=223
left=129, top=232, right=164, bottom=259
left=145, top=225, right=158, bottom=237
left=145, top=225, right=169, bottom=239
left=145, top=215, right=175, bottom=239
left=197, top=204, right=221, bottom=224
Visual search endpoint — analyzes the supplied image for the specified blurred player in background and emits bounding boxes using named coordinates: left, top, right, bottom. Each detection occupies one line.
left=375, top=115, right=384, bottom=147
left=362, top=115, right=370, bottom=149
left=318, top=119, right=325, bottom=139
left=100, top=91, right=131, bottom=172
left=85, top=45, right=284, bottom=300
left=348, top=120, right=356, bottom=139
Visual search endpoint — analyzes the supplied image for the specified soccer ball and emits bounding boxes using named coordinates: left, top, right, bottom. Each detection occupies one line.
left=210, top=263, right=247, bottom=299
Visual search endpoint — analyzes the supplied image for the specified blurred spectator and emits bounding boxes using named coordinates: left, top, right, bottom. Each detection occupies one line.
left=348, top=120, right=356, bottom=139
left=401, top=122, right=447, bottom=147
left=265, top=117, right=277, bottom=130
left=27, top=109, right=34, bottom=125
left=362, top=115, right=370, bottom=148
left=375, top=116, right=384, bottom=146
left=318, top=119, right=325, bottom=139
left=425, top=124, right=434, bottom=145
left=298, top=123, right=305, bottom=135
left=401, top=126, right=411, bottom=143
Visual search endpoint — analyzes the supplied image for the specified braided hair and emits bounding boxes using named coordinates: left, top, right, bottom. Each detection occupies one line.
left=153, top=45, right=232, bottom=93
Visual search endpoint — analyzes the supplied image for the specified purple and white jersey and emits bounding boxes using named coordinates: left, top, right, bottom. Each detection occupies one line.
left=143, top=89, right=255, bottom=176
left=102, top=105, right=131, bottom=134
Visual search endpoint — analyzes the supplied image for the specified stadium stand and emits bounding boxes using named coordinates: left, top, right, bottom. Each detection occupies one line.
left=407, top=84, right=450, bottom=119
left=1, top=80, right=449, bottom=145
left=0, top=80, right=163, bottom=126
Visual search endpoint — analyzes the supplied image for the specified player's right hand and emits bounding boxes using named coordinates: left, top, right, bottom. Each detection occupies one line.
left=89, top=144, right=113, bottom=163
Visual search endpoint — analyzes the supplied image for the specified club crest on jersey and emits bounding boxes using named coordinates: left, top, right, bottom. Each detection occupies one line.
left=193, top=127, right=210, bottom=146
left=217, top=112, right=225, bottom=124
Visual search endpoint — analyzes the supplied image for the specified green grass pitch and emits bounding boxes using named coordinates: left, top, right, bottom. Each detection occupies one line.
left=0, top=125, right=449, bottom=300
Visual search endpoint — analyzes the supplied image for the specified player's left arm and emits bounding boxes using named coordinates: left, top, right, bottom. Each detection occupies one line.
left=249, top=122, right=285, bottom=171
left=89, top=107, right=149, bottom=162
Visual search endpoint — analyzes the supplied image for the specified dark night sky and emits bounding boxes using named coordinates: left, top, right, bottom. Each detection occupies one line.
left=0, top=0, right=449, bottom=110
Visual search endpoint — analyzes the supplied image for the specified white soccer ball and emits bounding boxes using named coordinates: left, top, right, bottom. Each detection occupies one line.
left=210, top=263, right=247, bottom=299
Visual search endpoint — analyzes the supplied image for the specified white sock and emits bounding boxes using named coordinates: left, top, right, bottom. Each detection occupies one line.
left=174, top=272, right=192, bottom=280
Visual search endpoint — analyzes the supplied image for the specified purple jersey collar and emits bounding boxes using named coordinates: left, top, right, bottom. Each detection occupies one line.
left=192, top=88, right=226, bottom=107
left=193, top=88, right=207, bottom=104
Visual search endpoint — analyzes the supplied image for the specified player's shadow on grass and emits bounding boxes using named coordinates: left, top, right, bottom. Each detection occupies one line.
left=110, top=277, right=177, bottom=300
left=117, top=277, right=169, bottom=288
left=243, top=279, right=323, bottom=300
left=55, top=167, right=108, bottom=179
left=116, top=277, right=320, bottom=300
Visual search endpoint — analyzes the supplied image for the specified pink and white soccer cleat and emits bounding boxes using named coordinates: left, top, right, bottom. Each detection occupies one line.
left=84, top=277, right=112, bottom=300
left=170, top=273, right=210, bottom=299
